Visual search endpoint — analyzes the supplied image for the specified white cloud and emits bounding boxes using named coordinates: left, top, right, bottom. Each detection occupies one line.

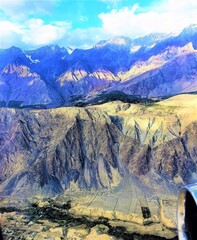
left=168, top=0, right=197, bottom=13
left=0, top=19, right=71, bottom=49
left=22, top=19, right=71, bottom=46
left=1, top=0, right=197, bottom=50
left=60, top=27, right=109, bottom=49
left=0, top=0, right=23, bottom=12
left=0, top=21, right=22, bottom=48
left=0, top=0, right=59, bottom=20
left=99, top=0, right=197, bottom=38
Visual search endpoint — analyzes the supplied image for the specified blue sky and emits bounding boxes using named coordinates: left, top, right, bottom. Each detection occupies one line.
left=0, top=0, right=197, bottom=49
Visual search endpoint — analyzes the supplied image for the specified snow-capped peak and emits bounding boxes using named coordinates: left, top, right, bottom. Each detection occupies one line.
left=94, top=36, right=131, bottom=49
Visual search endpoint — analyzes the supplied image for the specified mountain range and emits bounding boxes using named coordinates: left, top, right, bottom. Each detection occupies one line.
left=0, top=24, right=197, bottom=240
left=0, top=24, right=197, bottom=108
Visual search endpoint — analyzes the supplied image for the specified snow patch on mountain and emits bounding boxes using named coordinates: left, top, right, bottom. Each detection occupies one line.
left=26, top=55, right=40, bottom=64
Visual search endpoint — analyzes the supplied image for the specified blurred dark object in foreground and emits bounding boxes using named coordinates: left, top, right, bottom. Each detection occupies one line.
left=177, top=184, right=197, bottom=240
left=0, top=226, right=3, bottom=240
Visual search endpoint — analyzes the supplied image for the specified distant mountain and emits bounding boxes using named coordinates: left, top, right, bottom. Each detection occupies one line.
left=0, top=46, right=30, bottom=71
left=109, top=43, right=197, bottom=97
left=132, top=32, right=172, bottom=47
left=94, top=36, right=132, bottom=51
left=25, top=45, right=69, bottom=80
left=0, top=25, right=197, bottom=108
left=1, top=65, right=52, bottom=106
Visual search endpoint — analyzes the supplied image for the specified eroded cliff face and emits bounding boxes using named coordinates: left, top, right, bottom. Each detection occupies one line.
left=0, top=95, right=197, bottom=198
left=0, top=107, right=125, bottom=197
left=93, top=95, right=197, bottom=190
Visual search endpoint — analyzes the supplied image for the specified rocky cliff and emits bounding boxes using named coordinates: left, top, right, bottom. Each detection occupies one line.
left=0, top=94, right=196, bottom=198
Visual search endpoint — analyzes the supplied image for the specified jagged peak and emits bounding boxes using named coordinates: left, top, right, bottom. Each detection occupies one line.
left=132, top=32, right=172, bottom=47
left=27, top=44, right=68, bottom=55
left=46, top=44, right=68, bottom=53
left=0, top=46, right=30, bottom=67
left=8, top=46, right=21, bottom=50
left=4, top=46, right=24, bottom=54
left=94, top=36, right=131, bottom=49
left=134, top=32, right=169, bottom=41
left=179, top=24, right=197, bottom=36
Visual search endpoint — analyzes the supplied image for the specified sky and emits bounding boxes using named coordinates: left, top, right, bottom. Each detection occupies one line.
left=0, top=0, right=197, bottom=49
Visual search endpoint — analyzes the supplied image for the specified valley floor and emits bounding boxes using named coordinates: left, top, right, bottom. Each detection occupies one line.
left=0, top=190, right=178, bottom=240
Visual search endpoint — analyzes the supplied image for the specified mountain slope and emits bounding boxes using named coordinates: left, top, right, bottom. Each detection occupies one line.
left=109, top=49, right=197, bottom=97
left=0, top=64, right=52, bottom=107
left=0, top=94, right=196, bottom=197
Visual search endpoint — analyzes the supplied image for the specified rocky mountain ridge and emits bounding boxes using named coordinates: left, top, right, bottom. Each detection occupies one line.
left=0, top=94, right=196, bottom=198
left=0, top=25, right=197, bottom=107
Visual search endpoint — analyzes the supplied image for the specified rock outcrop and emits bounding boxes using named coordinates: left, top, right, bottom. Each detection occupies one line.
left=0, top=94, right=196, bottom=198
left=0, top=107, right=124, bottom=197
